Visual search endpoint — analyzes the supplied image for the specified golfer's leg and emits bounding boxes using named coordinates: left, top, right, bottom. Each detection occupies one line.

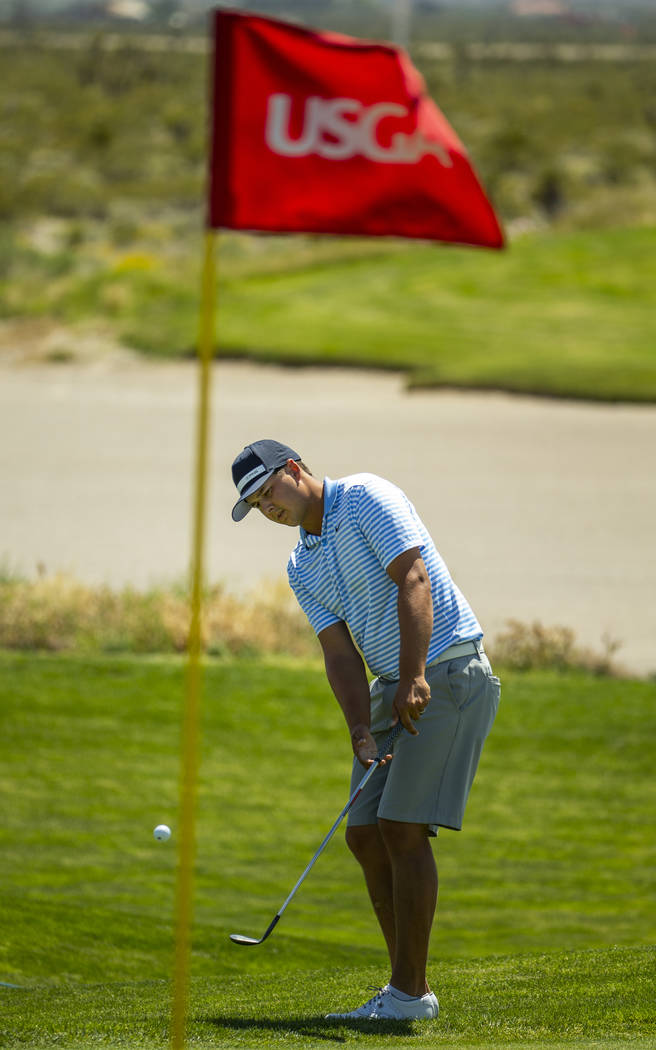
left=345, top=824, right=396, bottom=965
left=378, top=818, right=437, bottom=998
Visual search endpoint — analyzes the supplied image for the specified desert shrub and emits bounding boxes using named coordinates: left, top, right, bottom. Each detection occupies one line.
left=3, top=38, right=656, bottom=229
left=489, top=619, right=622, bottom=676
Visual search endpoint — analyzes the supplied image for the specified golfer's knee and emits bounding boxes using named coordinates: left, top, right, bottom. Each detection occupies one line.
left=378, top=817, right=429, bottom=856
left=345, top=824, right=378, bottom=862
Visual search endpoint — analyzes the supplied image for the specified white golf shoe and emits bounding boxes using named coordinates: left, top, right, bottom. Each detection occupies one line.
left=326, top=986, right=439, bottom=1021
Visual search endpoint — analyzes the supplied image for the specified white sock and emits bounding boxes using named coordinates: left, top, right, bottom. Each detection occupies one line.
left=388, top=984, right=421, bottom=1002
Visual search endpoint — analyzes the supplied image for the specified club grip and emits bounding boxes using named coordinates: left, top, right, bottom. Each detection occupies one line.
left=376, top=721, right=404, bottom=761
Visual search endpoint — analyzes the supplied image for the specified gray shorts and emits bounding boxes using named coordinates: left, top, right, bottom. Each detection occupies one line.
left=346, top=648, right=500, bottom=835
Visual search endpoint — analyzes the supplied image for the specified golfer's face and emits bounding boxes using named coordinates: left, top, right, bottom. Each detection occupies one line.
left=247, top=467, right=304, bottom=527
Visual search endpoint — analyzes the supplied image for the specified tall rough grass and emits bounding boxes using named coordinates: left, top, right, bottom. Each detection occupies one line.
left=0, top=574, right=625, bottom=675
left=0, top=575, right=317, bottom=659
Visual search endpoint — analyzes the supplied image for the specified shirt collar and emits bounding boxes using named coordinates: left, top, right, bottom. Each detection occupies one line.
left=299, top=476, right=336, bottom=548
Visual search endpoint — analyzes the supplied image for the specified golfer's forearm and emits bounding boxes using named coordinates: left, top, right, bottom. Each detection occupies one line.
left=397, top=562, right=433, bottom=681
left=324, top=647, right=371, bottom=733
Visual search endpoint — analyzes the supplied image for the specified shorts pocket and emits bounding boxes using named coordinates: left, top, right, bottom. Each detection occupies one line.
left=445, top=655, right=473, bottom=710
left=447, top=656, right=500, bottom=713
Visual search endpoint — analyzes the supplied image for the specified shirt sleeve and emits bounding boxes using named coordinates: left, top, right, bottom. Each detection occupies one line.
left=350, top=477, right=425, bottom=570
left=287, top=560, right=341, bottom=637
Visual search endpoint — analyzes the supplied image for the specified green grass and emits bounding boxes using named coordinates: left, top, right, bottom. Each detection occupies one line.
left=0, top=652, right=654, bottom=1047
left=209, top=226, right=656, bottom=401
left=4, top=224, right=656, bottom=402
left=2, top=950, right=654, bottom=1049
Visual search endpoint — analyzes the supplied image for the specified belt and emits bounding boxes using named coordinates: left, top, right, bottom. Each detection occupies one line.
left=428, top=639, right=483, bottom=668
left=377, top=639, right=483, bottom=683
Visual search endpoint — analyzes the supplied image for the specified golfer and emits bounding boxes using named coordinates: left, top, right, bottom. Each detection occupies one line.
left=230, top=439, right=500, bottom=1021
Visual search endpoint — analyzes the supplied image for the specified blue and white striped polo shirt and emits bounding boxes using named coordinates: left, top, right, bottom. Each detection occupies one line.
left=287, top=473, right=482, bottom=679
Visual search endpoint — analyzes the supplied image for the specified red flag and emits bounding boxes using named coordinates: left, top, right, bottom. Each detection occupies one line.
left=208, top=10, right=504, bottom=248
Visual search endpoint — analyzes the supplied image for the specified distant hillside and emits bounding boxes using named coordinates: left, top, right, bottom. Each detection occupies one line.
left=5, top=0, right=656, bottom=23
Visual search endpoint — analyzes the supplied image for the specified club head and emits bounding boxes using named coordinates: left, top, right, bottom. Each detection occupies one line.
left=229, top=933, right=262, bottom=946
left=230, top=914, right=280, bottom=946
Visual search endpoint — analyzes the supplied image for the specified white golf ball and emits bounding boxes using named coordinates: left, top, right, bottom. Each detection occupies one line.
left=153, top=824, right=171, bottom=842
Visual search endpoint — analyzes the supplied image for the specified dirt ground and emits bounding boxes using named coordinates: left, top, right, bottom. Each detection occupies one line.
left=1, top=327, right=655, bottom=676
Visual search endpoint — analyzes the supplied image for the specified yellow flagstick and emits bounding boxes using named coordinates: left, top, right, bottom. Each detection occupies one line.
left=170, top=229, right=217, bottom=1050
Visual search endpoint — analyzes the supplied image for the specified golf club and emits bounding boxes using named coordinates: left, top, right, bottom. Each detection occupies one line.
left=230, top=721, right=404, bottom=946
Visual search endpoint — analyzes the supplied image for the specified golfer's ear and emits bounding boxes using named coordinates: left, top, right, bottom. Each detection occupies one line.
left=286, top=458, right=301, bottom=478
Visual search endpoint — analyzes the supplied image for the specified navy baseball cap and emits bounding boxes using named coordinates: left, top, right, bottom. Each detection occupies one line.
left=231, top=439, right=302, bottom=522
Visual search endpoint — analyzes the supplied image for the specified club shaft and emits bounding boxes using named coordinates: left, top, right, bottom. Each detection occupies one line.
left=230, top=722, right=403, bottom=946
left=276, top=722, right=403, bottom=920
left=275, top=756, right=379, bottom=919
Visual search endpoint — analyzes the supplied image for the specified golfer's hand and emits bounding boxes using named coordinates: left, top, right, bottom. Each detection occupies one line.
left=351, top=724, right=393, bottom=769
left=393, top=676, right=431, bottom=736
